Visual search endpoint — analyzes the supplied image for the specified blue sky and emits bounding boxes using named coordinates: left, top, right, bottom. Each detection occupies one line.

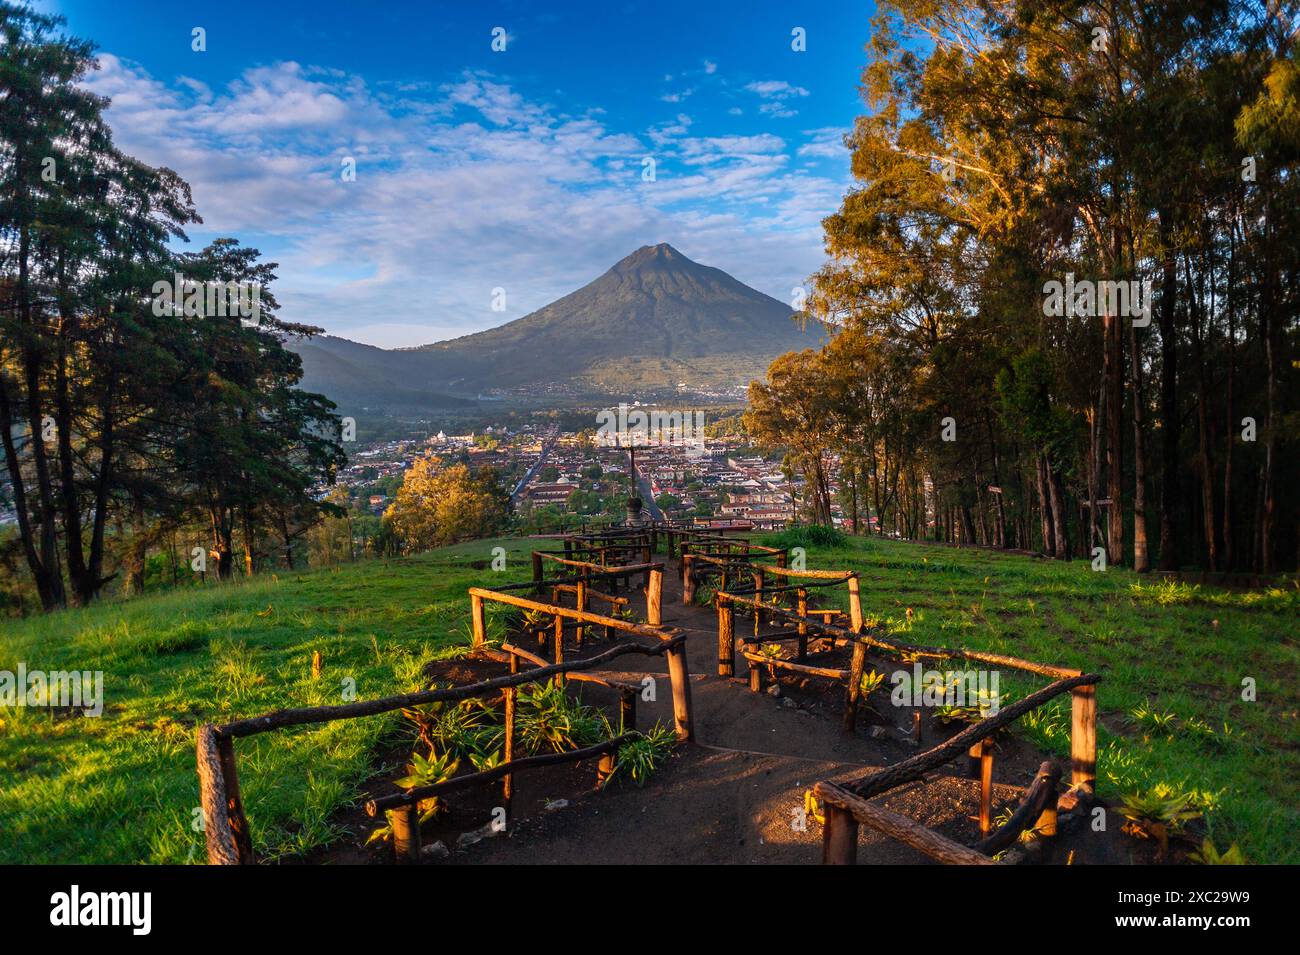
left=43, top=0, right=874, bottom=347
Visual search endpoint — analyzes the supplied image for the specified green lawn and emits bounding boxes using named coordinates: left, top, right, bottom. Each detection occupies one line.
left=0, top=538, right=534, bottom=864
left=768, top=533, right=1300, bottom=864
left=2, top=533, right=1296, bottom=863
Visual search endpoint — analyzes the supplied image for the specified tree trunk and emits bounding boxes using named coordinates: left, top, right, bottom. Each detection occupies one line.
left=1036, top=453, right=1054, bottom=557
left=1104, top=311, right=1124, bottom=567
left=0, top=371, right=62, bottom=609
left=1157, top=210, right=1181, bottom=570
left=211, top=507, right=234, bottom=580
left=1047, top=460, right=1069, bottom=561
left=123, top=507, right=148, bottom=597
left=1190, top=259, right=1218, bottom=572
left=1130, top=323, right=1150, bottom=572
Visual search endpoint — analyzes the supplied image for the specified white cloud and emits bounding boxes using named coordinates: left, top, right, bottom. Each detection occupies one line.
left=84, top=57, right=845, bottom=348
left=745, top=80, right=810, bottom=99
left=744, top=80, right=811, bottom=119
left=798, top=127, right=850, bottom=159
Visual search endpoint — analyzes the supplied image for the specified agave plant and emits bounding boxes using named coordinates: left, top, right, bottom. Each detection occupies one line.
left=395, top=749, right=461, bottom=824
left=1118, top=784, right=1202, bottom=853
left=1189, top=838, right=1247, bottom=865
left=514, top=680, right=606, bottom=754
left=469, top=749, right=504, bottom=773
left=521, top=607, right=551, bottom=634
left=934, top=703, right=982, bottom=726
left=1129, top=701, right=1178, bottom=737
left=859, top=669, right=885, bottom=696
left=604, top=724, right=675, bottom=788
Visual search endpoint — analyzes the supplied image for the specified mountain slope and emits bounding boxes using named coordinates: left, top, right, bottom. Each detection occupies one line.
left=292, top=339, right=473, bottom=412
left=291, top=243, right=818, bottom=405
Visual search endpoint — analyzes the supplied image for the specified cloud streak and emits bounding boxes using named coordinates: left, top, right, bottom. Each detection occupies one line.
left=86, top=56, right=849, bottom=348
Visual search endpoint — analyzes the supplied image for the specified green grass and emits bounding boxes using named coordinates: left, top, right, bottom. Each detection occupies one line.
left=0, top=538, right=535, bottom=864
left=763, top=533, right=1300, bottom=864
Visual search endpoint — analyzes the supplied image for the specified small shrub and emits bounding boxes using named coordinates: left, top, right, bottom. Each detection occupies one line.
left=1189, top=838, right=1247, bottom=864
left=606, top=724, right=675, bottom=788
left=1118, top=783, right=1202, bottom=852
left=764, top=525, right=848, bottom=551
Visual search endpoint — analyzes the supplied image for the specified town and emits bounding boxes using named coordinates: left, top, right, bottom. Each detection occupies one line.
left=329, top=405, right=839, bottom=536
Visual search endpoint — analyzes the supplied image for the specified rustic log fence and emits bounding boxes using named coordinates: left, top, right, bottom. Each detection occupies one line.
left=196, top=538, right=690, bottom=865
left=679, top=540, right=789, bottom=604
left=817, top=672, right=1098, bottom=864
left=710, top=555, right=1099, bottom=866
left=657, top=521, right=754, bottom=559
left=521, top=552, right=664, bottom=626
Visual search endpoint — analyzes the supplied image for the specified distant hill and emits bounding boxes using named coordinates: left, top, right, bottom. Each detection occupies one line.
left=290, top=243, right=819, bottom=408
left=291, top=339, right=474, bottom=413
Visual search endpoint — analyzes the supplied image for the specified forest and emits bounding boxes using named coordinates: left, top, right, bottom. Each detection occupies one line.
left=0, top=4, right=345, bottom=612
left=747, top=0, right=1298, bottom=575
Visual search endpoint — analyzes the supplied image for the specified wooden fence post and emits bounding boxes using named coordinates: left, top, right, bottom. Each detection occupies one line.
left=215, top=734, right=255, bottom=864
left=195, top=724, right=240, bottom=865
left=666, top=643, right=694, bottom=741
left=503, top=657, right=516, bottom=821
left=470, top=593, right=486, bottom=648
left=717, top=600, right=735, bottom=678
left=531, top=552, right=544, bottom=595
left=796, top=587, right=809, bottom=660
left=753, top=568, right=765, bottom=636
left=682, top=554, right=695, bottom=604
left=972, top=738, right=994, bottom=836
left=977, top=738, right=993, bottom=836
left=390, top=805, right=420, bottom=864
left=748, top=658, right=763, bottom=693
left=647, top=568, right=663, bottom=626
left=575, top=580, right=587, bottom=646
left=553, top=616, right=565, bottom=685
left=847, top=574, right=863, bottom=632
left=822, top=804, right=858, bottom=865
left=1071, top=684, right=1097, bottom=794
left=842, top=640, right=868, bottom=733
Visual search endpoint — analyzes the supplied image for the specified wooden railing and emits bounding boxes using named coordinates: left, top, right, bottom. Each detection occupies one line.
left=818, top=672, right=1098, bottom=864
left=680, top=542, right=790, bottom=603
left=711, top=558, right=1100, bottom=865
left=196, top=543, right=690, bottom=866
left=521, top=552, right=664, bottom=626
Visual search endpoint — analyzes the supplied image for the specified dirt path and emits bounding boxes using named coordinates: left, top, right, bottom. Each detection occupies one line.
left=453, top=554, right=1097, bottom=865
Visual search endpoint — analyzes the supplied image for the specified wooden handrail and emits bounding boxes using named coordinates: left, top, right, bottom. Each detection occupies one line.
left=971, top=760, right=1061, bottom=855
left=718, top=591, right=1081, bottom=680
left=842, top=673, right=1100, bottom=800
left=367, top=734, right=637, bottom=814
left=814, top=782, right=997, bottom=866
left=215, top=638, right=680, bottom=738
left=469, top=587, right=674, bottom=641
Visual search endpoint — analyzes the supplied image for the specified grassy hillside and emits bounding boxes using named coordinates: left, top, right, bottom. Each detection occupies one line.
left=763, top=532, right=1300, bottom=863
left=3, top=533, right=1296, bottom=864
left=0, top=539, right=535, bottom=864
